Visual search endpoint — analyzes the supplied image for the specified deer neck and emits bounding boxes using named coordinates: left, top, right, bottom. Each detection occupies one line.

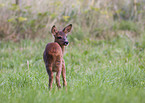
left=60, top=45, right=65, bottom=55
left=54, top=41, right=65, bottom=55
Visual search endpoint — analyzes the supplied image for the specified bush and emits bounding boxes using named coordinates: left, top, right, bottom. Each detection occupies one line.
left=0, top=0, right=145, bottom=40
left=112, top=21, right=139, bottom=32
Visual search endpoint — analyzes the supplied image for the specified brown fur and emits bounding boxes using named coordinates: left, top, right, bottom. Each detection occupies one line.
left=43, top=24, right=72, bottom=89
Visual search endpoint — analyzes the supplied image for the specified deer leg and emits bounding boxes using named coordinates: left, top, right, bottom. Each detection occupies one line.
left=56, top=70, right=61, bottom=89
left=62, top=60, right=67, bottom=87
left=46, top=65, right=53, bottom=90
left=55, top=57, right=62, bottom=89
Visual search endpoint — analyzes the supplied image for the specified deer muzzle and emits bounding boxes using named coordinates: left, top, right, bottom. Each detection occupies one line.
left=64, top=41, right=69, bottom=46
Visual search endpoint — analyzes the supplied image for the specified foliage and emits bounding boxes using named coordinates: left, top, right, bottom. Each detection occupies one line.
left=0, top=0, right=145, bottom=40
left=112, top=21, right=139, bottom=32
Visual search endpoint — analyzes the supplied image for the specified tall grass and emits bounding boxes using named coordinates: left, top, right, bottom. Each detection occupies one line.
left=1, top=33, right=145, bottom=103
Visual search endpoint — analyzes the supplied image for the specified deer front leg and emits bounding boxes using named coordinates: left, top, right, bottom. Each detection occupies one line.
left=46, top=65, right=53, bottom=90
left=62, top=60, right=67, bottom=87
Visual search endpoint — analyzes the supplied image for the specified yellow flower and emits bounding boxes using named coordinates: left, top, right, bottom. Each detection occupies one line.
left=63, top=16, right=70, bottom=22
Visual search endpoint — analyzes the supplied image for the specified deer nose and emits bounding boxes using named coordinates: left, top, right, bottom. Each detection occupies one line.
left=64, top=41, right=69, bottom=45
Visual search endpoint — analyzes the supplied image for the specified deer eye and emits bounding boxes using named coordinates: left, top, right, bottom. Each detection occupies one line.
left=57, top=37, right=62, bottom=39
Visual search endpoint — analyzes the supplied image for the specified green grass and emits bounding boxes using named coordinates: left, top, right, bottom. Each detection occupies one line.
left=0, top=35, right=145, bottom=103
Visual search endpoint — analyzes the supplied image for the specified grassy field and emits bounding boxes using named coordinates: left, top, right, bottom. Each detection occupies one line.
left=1, top=34, right=145, bottom=103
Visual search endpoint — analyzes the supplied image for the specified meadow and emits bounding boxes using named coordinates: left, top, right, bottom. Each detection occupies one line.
left=1, top=0, right=145, bottom=103
left=1, top=33, right=145, bottom=103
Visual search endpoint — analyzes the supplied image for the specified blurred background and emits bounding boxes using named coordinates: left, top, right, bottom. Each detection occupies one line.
left=0, top=0, right=145, bottom=41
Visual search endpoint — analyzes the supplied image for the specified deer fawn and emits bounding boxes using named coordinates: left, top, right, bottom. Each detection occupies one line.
left=43, top=24, right=72, bottom=89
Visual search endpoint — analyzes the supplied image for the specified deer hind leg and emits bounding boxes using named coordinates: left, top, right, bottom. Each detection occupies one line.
left=46, top=65, right=53, bottom=90
left=55, top=59, right=62, bottom=89
left=62, top=60, right=67, bottom=87
left=56, top=70, right=61, bottom=89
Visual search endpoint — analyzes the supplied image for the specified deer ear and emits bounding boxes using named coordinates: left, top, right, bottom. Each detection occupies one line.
left=63, top=24, right=72, bottom=34
left=51, top=25, right=58, bottom=36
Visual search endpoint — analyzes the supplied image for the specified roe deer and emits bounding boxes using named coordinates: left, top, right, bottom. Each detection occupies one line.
left=43, top=24, right=72, bottom=89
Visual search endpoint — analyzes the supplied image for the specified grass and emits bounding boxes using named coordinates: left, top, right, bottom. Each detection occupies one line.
left=0, top=34, right=145, bottom=103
